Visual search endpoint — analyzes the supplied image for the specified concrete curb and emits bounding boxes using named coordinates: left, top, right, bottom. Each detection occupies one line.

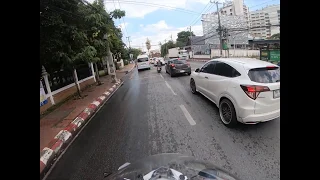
left=40, top=80, right=124, bottom=178
left=126, top=64, right=135, bottom=73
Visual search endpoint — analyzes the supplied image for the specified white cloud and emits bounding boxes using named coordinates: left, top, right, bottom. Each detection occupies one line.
left=112, top=0, right=190, bottom=18
left=87, top=0, right=208, bottom=18
left=130, top=20, right=203, bottom=51
left=118, top=22, right=128, bottom=30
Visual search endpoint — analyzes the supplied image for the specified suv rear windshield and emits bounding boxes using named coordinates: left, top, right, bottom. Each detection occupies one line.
left=173, top=60, right=187, bottom=64
left=137, top=58, right=148, bottom=62
left=248, top=67, right=280, bottom=83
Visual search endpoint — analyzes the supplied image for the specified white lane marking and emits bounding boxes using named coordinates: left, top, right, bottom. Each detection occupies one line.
left=165, top=81, right=177, bottom=95
left=160, top=74, right=164, bottom=79
left=179, top=105, right=196, bottom=125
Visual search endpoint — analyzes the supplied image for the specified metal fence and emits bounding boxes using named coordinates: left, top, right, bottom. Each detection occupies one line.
left=76, top=63, right=92, bottom=81
left=47, top=69, right=74, bottom=92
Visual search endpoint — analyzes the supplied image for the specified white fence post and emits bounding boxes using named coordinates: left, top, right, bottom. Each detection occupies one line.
left=73, top=69, right=80, bottom=91
left=42, top=66, right=55, bottom=105
left=90, top=62, right=96, bottom=82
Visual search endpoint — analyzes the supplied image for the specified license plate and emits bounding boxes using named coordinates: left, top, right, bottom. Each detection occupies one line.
left=180, top=70, right=185, bottom=72
left=273, top=89, right=280, bottom=98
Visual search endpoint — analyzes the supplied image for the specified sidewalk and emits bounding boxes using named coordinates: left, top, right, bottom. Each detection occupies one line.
left=40, top=63, right=135, bottom=152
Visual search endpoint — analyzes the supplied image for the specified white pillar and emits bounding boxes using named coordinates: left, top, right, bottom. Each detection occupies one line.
left=90, top=62, right=96, bottom=82
left=73, top=69, right=80, bottom=91
left=42, top=66, right=55, bottom=105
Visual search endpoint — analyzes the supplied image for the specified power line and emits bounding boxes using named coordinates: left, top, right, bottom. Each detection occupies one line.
left=117, top=0, right=129, bottom=40
left=247, top=0, right=278, bottom=9
left=189, top=2, right=214, bottom=27
left=191, top=24, right=280, bottom=45
left=104, top=0, right=200, bottom=15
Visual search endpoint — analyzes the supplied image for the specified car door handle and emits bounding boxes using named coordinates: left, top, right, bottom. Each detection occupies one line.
left=205, top=76, right=208, bottom=79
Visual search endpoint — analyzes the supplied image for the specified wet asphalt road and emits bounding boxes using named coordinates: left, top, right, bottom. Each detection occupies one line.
left=46, top=61, right=280, bottom=180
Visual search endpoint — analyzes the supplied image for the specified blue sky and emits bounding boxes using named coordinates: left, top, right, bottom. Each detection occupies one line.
left=90, top=0, right=280, bottom=51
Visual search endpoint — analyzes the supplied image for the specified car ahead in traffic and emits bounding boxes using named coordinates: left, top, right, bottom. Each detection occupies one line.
left=190, top=58, right=280, bottom=127
left=165, top=58, right=191, bottom=77
left=154, top=57, right=165, bottom=66
left=150, top=58, right=155, bottom=64
left=137, top=54, right=151, bottom=71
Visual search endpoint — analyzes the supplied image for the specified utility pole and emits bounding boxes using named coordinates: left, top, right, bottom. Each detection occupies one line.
left=211, top=0, right=222, bottom=56
left=170, top=34, right=173, bottom=41
left=189, top=26, right=193, bottom=59
left=164, top=39, right=167, bottom=58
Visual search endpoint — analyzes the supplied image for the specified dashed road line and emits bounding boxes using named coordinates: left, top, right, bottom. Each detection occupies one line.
left=179, top=105, right=196, bottom=125
left=165, top=81, right=177, bottom=95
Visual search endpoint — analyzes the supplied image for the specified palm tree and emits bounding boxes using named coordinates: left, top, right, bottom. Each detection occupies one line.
left=146, top=38, right=151, bottom=53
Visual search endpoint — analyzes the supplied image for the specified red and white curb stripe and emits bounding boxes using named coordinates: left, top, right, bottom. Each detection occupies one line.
left=40, top=80, right=123, bottom=177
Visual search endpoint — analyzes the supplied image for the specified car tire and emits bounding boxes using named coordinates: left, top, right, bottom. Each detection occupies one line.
left=190, top=78, right=197, bottom=94
left=219, top=99, right=238, bottom=128
left=187, top=72, right=191, bottom=76
left=170, top=72, right=174, bottom=77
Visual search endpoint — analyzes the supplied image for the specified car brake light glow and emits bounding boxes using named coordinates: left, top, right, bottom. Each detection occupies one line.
left=266, top=66, right=277, bottom=70
left=171, top=64, right=175, bottom=67
left=240, top=85, right=270, bottom=100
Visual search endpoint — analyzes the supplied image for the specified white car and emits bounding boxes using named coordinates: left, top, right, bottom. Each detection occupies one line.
left=190, top=58, right=280, bottom=127
left=137, top=54, right=151, bottom=70
left=150, top=58, right=155, bottom=64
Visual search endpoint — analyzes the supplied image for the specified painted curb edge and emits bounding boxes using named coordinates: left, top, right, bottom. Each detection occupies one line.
left=40, top=80, right=124, bottom=178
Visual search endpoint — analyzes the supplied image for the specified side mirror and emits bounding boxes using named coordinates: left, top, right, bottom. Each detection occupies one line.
left=195, top=68, right=200, bottom=72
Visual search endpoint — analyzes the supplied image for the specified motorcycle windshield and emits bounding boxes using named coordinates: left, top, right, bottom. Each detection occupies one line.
left=106, top=153, right=240, bottom=180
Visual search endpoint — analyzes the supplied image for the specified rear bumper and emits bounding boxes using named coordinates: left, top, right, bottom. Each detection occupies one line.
left=172, top=68, right=191, bottom=74
left=137, top=65, right=150, bottom=70
left=237, top=108, right=280, bottom=124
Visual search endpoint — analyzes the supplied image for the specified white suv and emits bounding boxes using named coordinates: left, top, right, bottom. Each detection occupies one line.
left=190, top=58, right=280, bottom=127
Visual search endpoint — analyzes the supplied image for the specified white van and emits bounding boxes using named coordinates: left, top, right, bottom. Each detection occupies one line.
left=137, top=54, right=151, bottom=70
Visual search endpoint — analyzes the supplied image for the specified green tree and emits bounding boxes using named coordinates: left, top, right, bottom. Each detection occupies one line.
left=129, top=48, right=142, bottom=59
left=40, top=0, right=89, bottom=97
left=176, top=31, right=195, bottom=47
left=160, top=40, right=176, bottom=57
left=40, top=0, right=127, bottom=96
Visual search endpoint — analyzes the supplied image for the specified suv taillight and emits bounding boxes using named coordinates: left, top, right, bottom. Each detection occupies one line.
left=240, top=85, right=270, bottom=100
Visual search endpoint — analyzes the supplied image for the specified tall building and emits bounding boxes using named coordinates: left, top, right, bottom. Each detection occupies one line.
left=219, top=0, right=250, bottom=26
left=249, top=4, right=280, bottom=39
left=201, top=0, right=249, bottom=47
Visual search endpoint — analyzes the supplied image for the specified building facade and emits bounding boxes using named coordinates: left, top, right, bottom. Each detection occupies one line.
left=220, top=0, right=249, bottom=26
left=201, top=0, right=249, bottom=47
left=202, top=13, right=248, bottom=46
left=249, top=4, right=280, bottom=39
